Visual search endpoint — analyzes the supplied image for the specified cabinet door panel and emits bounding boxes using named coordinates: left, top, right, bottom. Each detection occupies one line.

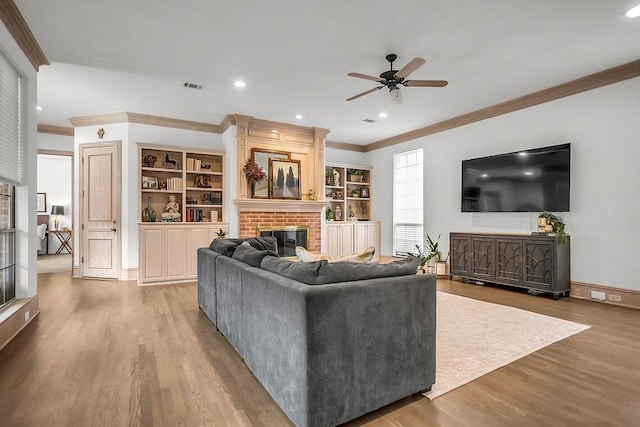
left=471, top=237, right=494, bottom=280
left=141, top=227, right=164, bottom=281
left=338, top=225, right=354, bottom=257
left=326, top=225, right=340, bottom=258
left=353, top=224, right=369, bottom=254
left=166, top=227, right=188, bottom=280
left=496, top=238, right=523, bottom=285
left=187, top=226, right=212, bottom=278
left=367, top=222, right=381, bottom=261
left=450, top=236, right=471, bottom=275
left=524, top=240, right=554, bottom=289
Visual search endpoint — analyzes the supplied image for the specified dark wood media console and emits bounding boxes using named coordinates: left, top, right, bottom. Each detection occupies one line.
left=449, top=232, right=570, bottom=299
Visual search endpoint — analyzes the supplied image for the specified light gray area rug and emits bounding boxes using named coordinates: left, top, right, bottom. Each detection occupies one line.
left=37, top=254, right=72, bottom=274
left=424, top=292, right=590, bottom=399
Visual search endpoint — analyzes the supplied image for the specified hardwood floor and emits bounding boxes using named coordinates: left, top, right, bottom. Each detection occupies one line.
left=1, top=273, right=639, bottom=426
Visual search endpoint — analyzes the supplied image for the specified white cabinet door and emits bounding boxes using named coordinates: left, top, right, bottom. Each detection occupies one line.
left=338, top=224, right=354, bottom=257
left=187, top=225, right=213, bottom=278
left=166, top=227, right=188, bottom=280
left=353, top=221, right=381, bottom=261
left=326, top=224, right=340, bottom=258
left=140, top=226, right=165, bottom=282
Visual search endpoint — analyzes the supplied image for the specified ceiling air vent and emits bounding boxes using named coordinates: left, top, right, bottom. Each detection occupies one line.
left=362, top=119, right=376, bottom=123
left=183, top=82, right=205, bottom=90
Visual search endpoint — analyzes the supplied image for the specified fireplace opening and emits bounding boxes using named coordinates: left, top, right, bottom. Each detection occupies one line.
left=258, top=226, right=308, bottom=257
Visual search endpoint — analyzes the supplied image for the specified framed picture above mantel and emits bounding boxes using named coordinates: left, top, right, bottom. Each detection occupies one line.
left=250, top=148, right=290, bottom=199
left=269, top=158, right=301, bottom=200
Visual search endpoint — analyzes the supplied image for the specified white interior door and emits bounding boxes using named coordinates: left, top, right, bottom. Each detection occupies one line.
left=81, top=143, right=120, bottom=279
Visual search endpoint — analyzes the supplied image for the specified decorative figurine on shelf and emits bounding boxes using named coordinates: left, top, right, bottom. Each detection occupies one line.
left=163, top=152, right=179, bottom=170
left=194, top=174, right=211, bottom=188
left=348, top=204, right=357, bottom=221
left=158, top=179, right=167, bottom=190
left=332, top=169, right=340, bottom=187
left=161, top=195, right=181, bottom=221
left=335, top=205, right=342, bottom=221
left=143, top=154, right=157, bottom=168
left=305, top=189, right=317, bottom=200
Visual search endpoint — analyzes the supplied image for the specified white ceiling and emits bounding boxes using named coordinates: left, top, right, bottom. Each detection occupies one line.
left=15, top=0, right=640, bottom=145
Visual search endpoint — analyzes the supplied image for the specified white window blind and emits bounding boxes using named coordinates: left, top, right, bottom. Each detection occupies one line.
left=393, top=148, right=423, bottom=255
left=0, top=51, right=22, bottom=185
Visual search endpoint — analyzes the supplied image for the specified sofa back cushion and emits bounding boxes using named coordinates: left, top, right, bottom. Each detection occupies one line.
left=319, top=255, right=420, bottom=283
left=232, top=242, right=278, bottom=267
left=210, top=237, right=278, bottom=257
left=260, top=255, right=420, bottom=285
left=260, top=256, right=329, bottom=285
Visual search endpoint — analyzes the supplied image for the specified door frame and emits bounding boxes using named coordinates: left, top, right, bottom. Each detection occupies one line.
left=78, top=141, right=122, bottom=280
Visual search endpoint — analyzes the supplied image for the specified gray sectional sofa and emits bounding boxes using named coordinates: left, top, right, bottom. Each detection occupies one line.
left=197, top=237, right=437, bottom=427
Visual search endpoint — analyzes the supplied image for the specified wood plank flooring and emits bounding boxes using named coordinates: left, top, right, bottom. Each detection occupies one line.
left=0, top=273, right=639, bottom=426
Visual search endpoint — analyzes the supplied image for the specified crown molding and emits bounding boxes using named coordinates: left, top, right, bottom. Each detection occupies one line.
left=219, top=114, right=235, bottom=133
left=0, top=0, right=48, bottom=70
left=325, top=140, right=366, bottom=152
left=364, top=59, right=640, bottom=152
left=37, top=124, right=73, bottom=136
left=68, top=112, right=222, bottom=133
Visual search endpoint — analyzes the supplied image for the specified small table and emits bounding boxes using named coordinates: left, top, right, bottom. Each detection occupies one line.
left=50, top=229, right=73, bottom=254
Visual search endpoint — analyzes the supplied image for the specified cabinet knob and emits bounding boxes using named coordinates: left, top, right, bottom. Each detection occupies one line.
left=111, top=228, right=117, bottom=232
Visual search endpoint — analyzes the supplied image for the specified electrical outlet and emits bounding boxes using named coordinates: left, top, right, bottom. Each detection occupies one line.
left=24, top=310, right=30, bottom=322
left=608, top=294, right=622, bottom=303
left=590, top=290, right=606, bottom=301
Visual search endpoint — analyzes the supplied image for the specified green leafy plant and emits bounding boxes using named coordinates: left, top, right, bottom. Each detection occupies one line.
left=215, top=228, right=228, bottom=237
left=425, top=233, right=442, bottom=262
left=538, top=211, right=568, bottom=243
left=325, top=207, right=335, bottom=221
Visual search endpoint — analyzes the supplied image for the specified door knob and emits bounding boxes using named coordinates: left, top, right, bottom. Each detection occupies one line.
left=111, top=228, right=117, bottom=232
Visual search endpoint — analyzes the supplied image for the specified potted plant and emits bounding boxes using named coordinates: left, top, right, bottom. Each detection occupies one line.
left=325, top=207, right=335, bottom=221
left=215, top=228, right=228, bottom=238
left=537, top=211, right=568, bottom=243
left=411, top=245, right=429, bottom=273
left=326, top=171, right=334, bottom=186
left=347, top=168, right=366, bottom=183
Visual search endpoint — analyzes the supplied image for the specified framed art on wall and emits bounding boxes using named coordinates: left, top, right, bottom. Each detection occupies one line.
left=251, top=148, right=290, bottom=198
left=269, top=158, right=301, bottom=200
left=37, top=193, right=47, bottom=212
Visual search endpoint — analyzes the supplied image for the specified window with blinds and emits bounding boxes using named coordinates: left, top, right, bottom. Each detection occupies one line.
left=0, top=181, right=15, bottom=308
left=393, top=148, right=423, bottom=256
left=0, top=50, right=22, bottom=186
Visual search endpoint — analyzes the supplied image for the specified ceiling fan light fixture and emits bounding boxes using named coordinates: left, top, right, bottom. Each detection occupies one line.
left=390, top=88, right=403, bottom=104
left=626, top=5, right=640, bottom=18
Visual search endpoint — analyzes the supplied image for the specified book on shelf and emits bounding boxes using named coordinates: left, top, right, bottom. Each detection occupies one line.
left=186, top=208, right=204, bottom=222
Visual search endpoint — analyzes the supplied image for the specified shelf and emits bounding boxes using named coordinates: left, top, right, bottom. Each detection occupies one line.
left=346, top=181, right=370, bottom=186
left=346, top=197, right=370, bottom=201
left=142, top=167, right=183, bottom=173
left=326, top=199, right=344, bottom=202
left=185, top=170, right=223, bottom=175
left=325, top=185, right=342, bottom=189
left=141, top=189, right=182, bottom=194
left=186, top=204, right=223, bottom=208
left=185, top=187, right=223, bottom=192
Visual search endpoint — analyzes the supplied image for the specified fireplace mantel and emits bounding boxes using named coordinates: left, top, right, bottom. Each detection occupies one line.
left=234, top=198, right=326, bottom=213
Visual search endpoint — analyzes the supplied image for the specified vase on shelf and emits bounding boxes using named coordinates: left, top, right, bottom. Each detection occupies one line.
left=142, top=196, right=156, bottom=222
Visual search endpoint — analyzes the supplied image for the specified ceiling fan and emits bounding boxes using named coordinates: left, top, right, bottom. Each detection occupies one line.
left=346, top=54, right=448, bottom=104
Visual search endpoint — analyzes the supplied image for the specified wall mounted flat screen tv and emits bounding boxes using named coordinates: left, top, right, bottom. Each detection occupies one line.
left=461, top=143, right=570, bottom=212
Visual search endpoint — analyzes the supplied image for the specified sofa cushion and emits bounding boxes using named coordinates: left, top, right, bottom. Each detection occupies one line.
left=318, top=255, right=420, bottom=284
left=209, top=237, right=278, bottom=257
left=232, top=242, right=278, bottom=267
left=260, top=256, right=329, bottom=285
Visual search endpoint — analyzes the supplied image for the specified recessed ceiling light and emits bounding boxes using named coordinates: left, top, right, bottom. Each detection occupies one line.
left=295, top=114, right=303, bottom=119
left=626, top=5, right=640, bottom=18
left=234, top=80, right=246, bottom=88
left=378, top=112, right=388, bottom=118
left=36, top=106, right=43, bottom=111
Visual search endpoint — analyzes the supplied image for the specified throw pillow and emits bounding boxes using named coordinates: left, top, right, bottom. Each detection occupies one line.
left=232, top=242, right=277, bottom=267
left=209, top=238, right=240, bottom=257
left=295, top=246, right=375, bottom=263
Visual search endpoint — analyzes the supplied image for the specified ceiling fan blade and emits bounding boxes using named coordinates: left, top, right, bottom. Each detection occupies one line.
left=346, top=86, right=383, bottom=101
left=395, top=57, right=426, bottom=79
left=404, top=80, right=449, bottom=87
left=347, top=72, right=384, bottom=83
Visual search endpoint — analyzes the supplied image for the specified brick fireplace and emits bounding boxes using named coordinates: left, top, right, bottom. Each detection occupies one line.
left=235, top=199, right=326, bottom=252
